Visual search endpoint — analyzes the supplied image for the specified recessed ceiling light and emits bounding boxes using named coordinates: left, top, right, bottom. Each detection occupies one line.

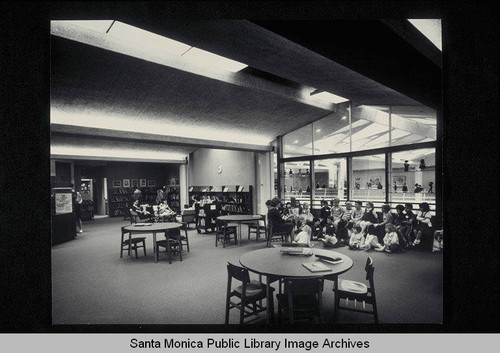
left=294, top=140, right=299, bottom=144
left=316, top=129, right=321, bottom=132
left=341, top=116, right=347, bottom=120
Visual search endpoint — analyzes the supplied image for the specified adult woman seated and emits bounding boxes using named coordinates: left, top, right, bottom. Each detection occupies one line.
left=158, top=199, right=176, bottom=221
left=132, top=199, right=153, bottom=220
left=267, top=198, right=294, bottom=239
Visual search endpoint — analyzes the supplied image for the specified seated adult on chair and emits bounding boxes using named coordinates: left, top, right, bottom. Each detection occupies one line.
left=267, top=198, right=294, bottom=240
left=132, top=200, right=153, bottom=220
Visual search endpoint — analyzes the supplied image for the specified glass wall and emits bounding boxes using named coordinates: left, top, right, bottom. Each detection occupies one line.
left=351, top=105, right=390, bottom=152
left=312, top=158, right=347, bottom=209
left=282, top=124, right=313, bottom=158
left=351, top=154, right=386, bottom=202
left=390, top=148, right=436, bottom=206
left=312, top=101, right=351, bottom=155
left=389, top=106, right=437, bottom=147
left=282, top=161, right=311, bottom=205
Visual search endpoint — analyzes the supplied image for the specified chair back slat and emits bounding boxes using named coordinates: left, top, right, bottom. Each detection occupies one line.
left=227, top=262, right=250, bottom=284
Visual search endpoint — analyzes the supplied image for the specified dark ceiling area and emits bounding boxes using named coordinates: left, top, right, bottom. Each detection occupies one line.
left=251, top=20, right=442, bottom=110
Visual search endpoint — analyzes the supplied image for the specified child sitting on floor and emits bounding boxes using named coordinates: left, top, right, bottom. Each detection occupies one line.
left=320, top=217, right=340, bottom=248
left=362, top=225, right=384, bottom=251
left=293, top=224, right=312, bottom=246
left=376, top=223, right=400, bottom=253
left=348, top=224, right=364, bottom=250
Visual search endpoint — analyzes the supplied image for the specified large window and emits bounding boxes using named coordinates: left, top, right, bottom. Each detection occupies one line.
left=390, top=148, right=436, bottom=206
left=282, top=124, right=313, bottom=158
left=312, top=101, right=351, bottom=155
left=351, top=105, right=390, bottom=152
left=282, top=161, right=311, bottom=205
left=312, top=158, right=347, bottom=208
left=351, top=154, right=386, bottom=202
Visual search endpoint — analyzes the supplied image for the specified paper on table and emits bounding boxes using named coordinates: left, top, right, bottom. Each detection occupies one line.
left=302, top=262, right=333, bottom=272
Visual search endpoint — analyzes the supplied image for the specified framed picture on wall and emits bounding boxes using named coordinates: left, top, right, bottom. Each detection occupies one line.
left=122, top=179, right=130, bottom=188
left=392, top=175, right=406, bottom=186
left=140, top=179, right=147, bottom=187
left=131, top=179, right=138, bottom=187
left=112, top=180, right=122, bottom=188
left=148, top=179, right=156, bottom=187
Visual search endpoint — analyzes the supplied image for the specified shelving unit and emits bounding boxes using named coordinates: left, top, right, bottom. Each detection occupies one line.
left=166, top=185, right=180, bottom=212
left=107, top=187, right=158, bottom=217
left=188, top=185, right=253, bottom=215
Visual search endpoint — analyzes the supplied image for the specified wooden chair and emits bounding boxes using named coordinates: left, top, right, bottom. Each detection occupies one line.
left=216, top=219, right=238, bottom=248
left=120, top=226, right=146, bottom=259
left=225, top=262, right=275, bottom=324
left=266, top=222, right=289, bottom=247
left=155, top=229, right=183, bottom=264
left=333, top=257, right=378, bottom=323
left=247, top=215, right=267, bottom=242
left=276, top=277, right=324, bottom=324
left=178, top=222, right=190, bottom=252
left=180, top=209, right=197, bottom=228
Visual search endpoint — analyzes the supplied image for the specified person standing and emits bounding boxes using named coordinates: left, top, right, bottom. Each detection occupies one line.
left=393, top=181, right=397, bottom=193
left=402, top=183, right=408, bottom=193
left=70, top=183, right=83, bottom=233
left=155, top=188, right=164, bottom=204
left=133, top=187, right=142, bottom=201
left=428, top=181, right=434, bottom=193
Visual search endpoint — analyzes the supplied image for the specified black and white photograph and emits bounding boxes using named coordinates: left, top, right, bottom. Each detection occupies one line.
left=2, top=0, right=498, bottom=346
left=49, top=14, right=444, bottom=327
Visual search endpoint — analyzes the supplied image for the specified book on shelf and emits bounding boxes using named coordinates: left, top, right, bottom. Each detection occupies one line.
left=302, top=262, right=333, bottom=273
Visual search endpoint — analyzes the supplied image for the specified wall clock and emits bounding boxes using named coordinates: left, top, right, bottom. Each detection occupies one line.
left=217, top=165, right=223, bottom=174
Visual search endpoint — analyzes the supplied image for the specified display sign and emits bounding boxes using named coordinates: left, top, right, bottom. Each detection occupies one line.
left=55, top=192, right=72, bottom=215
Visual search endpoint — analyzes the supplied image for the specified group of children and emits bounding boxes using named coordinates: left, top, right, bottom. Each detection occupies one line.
left=289, top=199, right=434, bottom=254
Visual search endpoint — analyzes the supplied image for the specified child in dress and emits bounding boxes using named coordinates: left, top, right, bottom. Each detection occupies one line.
left=362, top=225, right=383, bottom=251
left=376, top=223, right=400, bottom=253
left=412, top=202, right=433, bottom=246
left=330, top=198, right=344, bottom=232
left=320, top=216, right=339, bottom=248
left=348, top=225, right=364, bottom=250
left=351, top=201, right=364, bottom=227
left=359, top=201, right=379, bottom=234
left=293, top=224, right=312, bottom=246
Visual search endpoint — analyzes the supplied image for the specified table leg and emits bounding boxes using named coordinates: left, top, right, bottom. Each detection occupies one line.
left=266, top=275, right=271, bottom=324
left=238, top=223, right=242, bottom=246
left=333, top=274, right=339, bottom=323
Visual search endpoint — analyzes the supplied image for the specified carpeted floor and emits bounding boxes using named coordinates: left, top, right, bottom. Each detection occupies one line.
left=51, top=217, right=443, bottom=325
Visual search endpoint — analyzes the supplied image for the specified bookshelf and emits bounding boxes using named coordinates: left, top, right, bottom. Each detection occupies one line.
left=188, top=185, right=253, bottom=215
left=166, top=185, right=180, bottom=212
left=107, top=187, right=158, bottom=217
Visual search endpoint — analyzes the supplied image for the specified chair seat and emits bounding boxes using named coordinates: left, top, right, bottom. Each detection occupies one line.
left=157, top=239, right=180, bottom=246
left=339, top=280, right=368, bottom=294
left=122, top=237, right=146, bottom=245
left=234, top=280, right=266, bottom=297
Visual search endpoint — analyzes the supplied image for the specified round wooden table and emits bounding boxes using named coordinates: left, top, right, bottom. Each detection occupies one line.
left=239, top=247, right=353, bottom=323
left=124, top=223, right=183, bottom=261
left=217, top=214, right=262, bottom=244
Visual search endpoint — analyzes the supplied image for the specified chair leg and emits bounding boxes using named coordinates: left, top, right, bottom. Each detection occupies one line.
left=372, top=297, right=379, bottom=324
left=134, top=244, right=139, bottom=259
left=155, top=243, right=158, bottom=263
left=239, top=301, right=245, bottom=324
left=225, top=298, right=230, bottom=325
left=143, top=240, right=147, bottom=256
